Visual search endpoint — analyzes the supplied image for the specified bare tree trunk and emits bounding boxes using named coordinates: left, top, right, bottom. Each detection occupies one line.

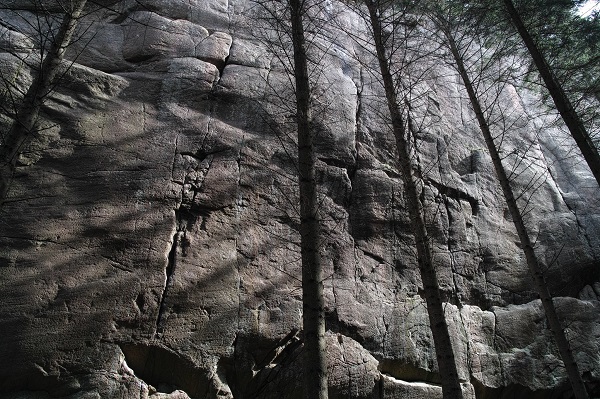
left=364, top=2, right=464, bottom=398
left=503, top=0, right=600, bottom=187
left=443, top=26, right=590, bottom=399
left=0, top=0, right=88, bottom=205
left=289, top=0, right=328, bottom=397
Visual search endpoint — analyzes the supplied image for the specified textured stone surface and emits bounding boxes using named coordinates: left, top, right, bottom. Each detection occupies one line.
left=380, top=375, right=475, bottom=399
left=0, top=0, right=599, bottom=398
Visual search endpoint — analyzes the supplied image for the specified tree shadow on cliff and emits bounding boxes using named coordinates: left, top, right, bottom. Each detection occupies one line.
left=0, top=59, right=347, bottom=398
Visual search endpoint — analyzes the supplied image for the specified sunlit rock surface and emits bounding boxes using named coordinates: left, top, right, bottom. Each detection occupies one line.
left=0, top=1, right=599, bottom=398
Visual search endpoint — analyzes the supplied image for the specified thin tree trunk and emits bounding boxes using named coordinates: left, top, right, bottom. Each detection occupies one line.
left=0, top=0, right=88, bottom=205
left=503, top=0, right=600, bottom=187
left=443, top=26, right=590, bottom=399
left=365, top=2, right=464, bottom=398
left=289, top=0, right=328, bottom=397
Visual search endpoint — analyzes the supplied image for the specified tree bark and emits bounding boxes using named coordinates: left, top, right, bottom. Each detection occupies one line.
left=289, top=0, right=328, bottom=397
left=365, top=2, right=464, bottom=398
left=443, top=25, right=590, bottom=399
left=503, top=0, right=600, bottom=187
left=0, top=0, right=88, bottom=205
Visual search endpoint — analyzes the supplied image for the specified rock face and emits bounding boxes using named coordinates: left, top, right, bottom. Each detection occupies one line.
left=0, top=1, right=599, bottom=398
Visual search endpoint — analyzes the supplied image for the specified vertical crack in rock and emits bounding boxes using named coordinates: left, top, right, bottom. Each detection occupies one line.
left=235, top=137, right=244, bottom=333
left=351, top=66, right=363, bottom=181
left=142, top=102, right=148, bottom=135
left=203, top=98, right=215, bottom=148
left=347, top=66, right=363, bottom=239
left=390, top=187, right=403, bottom=268
left=454, top=282, right=476, bottom=381
left=441, top=193, right=465, bottom=306
left=336, top=334, right=353, bottom=397
left=407, top=111, right=427, bottom=206
left=155, top=221, right=183, bottom=339
left=171, top=136, right=179, bottom=180
left=331, top=264, right=339, bottom=317
left=436, top=136, right=448, bottom=183
left=491, top=308, right=506, bottom=383
left=226, top=0, right=234, bottom=33
left=135, top=291, right=146, bottom=314
left=217, top=55, right=230, bottom=84
left=435, top=135, right=454, bottom=256
left=490, top=309, right=497, bottom=352
left=156, top=134, right=216, bottom=338
left=377, top=312, right=390, bottom=356
left=449, top=241, right=475, bottom=380
left=352, top=242, right=361, bottom=288
left=434, top=135, right=470, bottom=304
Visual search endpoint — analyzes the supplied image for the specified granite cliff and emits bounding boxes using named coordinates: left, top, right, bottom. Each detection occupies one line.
left=0, top=1, right=599, bottom=398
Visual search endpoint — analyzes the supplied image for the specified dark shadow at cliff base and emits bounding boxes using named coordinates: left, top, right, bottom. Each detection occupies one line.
left=471, top=378, right=600, bottom=399
left=378, top=359, right=441, bottom=385
left=120, top=343, right=209, bottom=398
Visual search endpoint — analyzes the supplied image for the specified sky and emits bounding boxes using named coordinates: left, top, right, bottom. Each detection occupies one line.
left=577, top=0, right=600, bottom=17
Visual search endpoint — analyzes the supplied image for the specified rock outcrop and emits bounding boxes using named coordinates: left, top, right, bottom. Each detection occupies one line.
left=0, top=1, right=599, bottom=398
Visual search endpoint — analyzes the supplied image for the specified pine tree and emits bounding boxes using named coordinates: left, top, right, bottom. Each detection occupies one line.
left=502, top=0, right=600, bottom=187
left=289, top=0, right=328, bottom=396
left=427, top=4, right=590, bottom=397
left=362, top=1, right=465, bottom=397
left=0, top=0, right=88, bottom=205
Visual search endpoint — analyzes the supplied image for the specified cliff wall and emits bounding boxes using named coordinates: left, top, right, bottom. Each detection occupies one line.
left=0, top=1, right=599, bottom=398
